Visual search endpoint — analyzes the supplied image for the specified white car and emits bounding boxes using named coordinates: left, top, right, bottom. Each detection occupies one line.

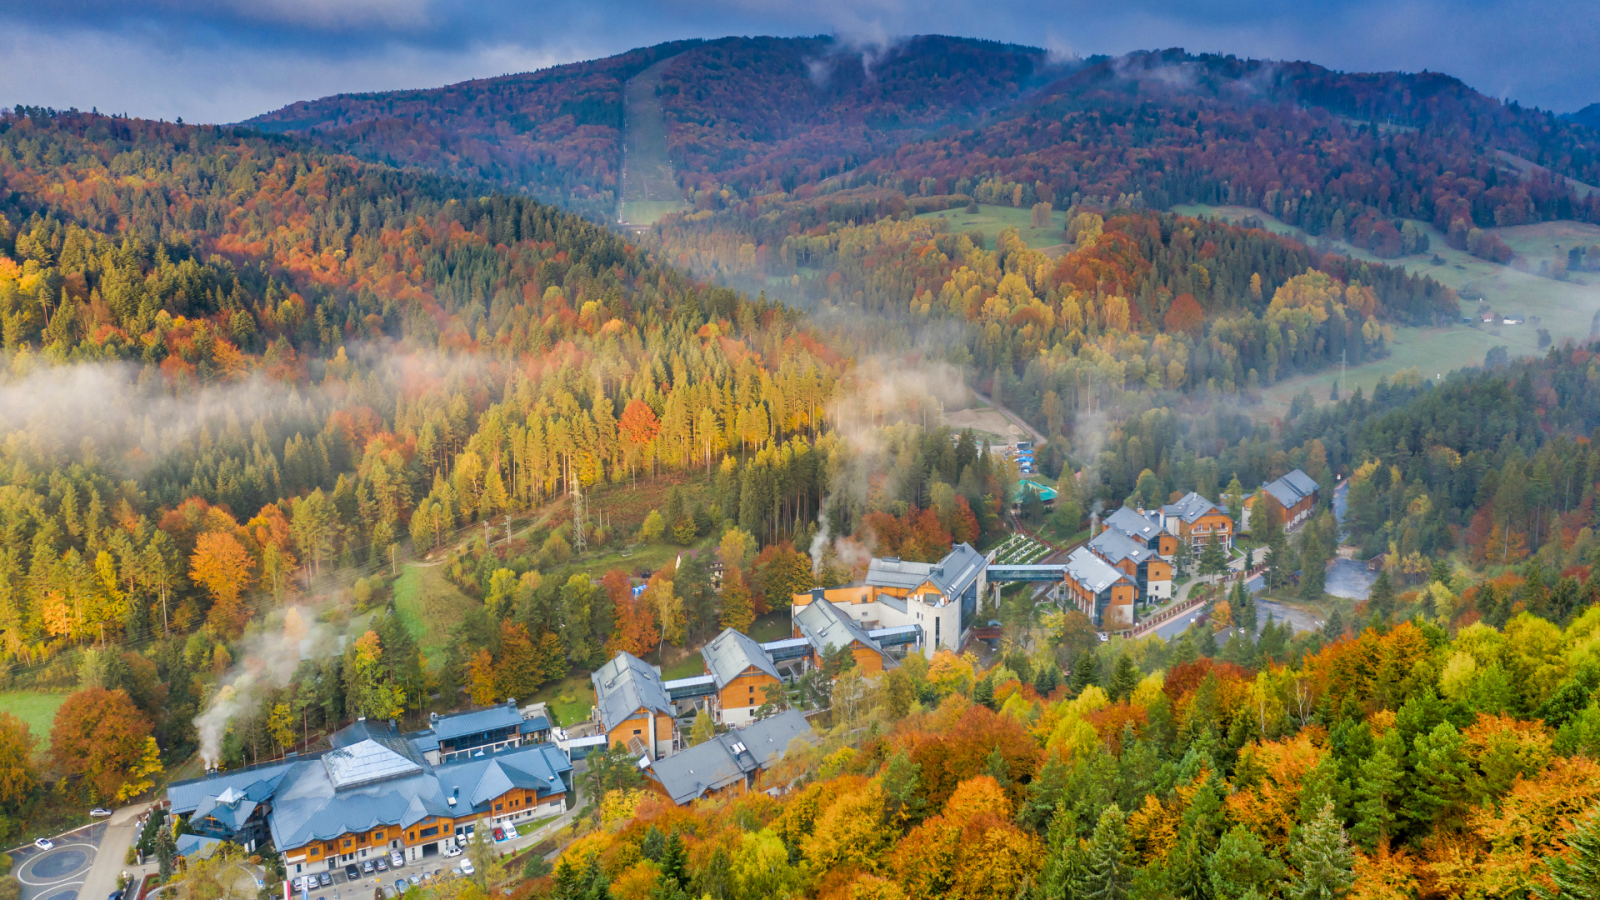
left=459, top=860, right=475, bottom=877
left=34, top=838, right=54, bottom=851
left=89, top=808, right=113, bottom=819
left=389, top=850, right=405, bottom=868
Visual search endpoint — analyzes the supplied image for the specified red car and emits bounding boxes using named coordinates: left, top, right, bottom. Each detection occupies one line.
left=492, top=828, right=505, bottom=842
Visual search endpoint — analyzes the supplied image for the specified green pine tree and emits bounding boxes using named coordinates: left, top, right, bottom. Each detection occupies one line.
left=1210, top=825, right=1282, bottom=899
left=1369, top=569, right=1396, bottom=623
left=1536, top=805, right=1600, bottom=900
left=1077, top=805, right=1134, bottom=900
left=1070, top=651, right=1100, bottom=695
left=1109, top=654, right=1141, bottom=702
left=1287, top=800, right=1356, bottom=900
left=1351, top=746, right=1401, bottom=851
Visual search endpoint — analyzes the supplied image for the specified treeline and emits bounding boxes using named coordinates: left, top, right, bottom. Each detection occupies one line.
left=529, top=597, right=1600, bottom=900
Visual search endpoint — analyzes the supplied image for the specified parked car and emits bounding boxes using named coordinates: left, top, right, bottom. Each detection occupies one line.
left=394, top=880, right=407, bottom=895
left=443, top=841, right=462, bottom=858
left=492, top=827, right=505, bottom=842
left=362, top=860, right=375, bottom=874
left=318, top=871, right=332, bottom=887
left=90, top=808, right=113, bottom=818
left=344, top=865, right=361, bottom=881
left=408, top=874, right=421, bottom=886
left=390, top=850, right=405, bottom=868
left=460, top=860, right=475, bottom=877
left=109, top=891, right=124, bottom=900
left=34, top=838, right=54, bottom=851
left=375, top=858, right=388, bottom=872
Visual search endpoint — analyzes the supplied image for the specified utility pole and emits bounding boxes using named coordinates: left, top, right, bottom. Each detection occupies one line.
left=1340, top=349, right=1346, bottom=399
left=571, top=472, right=587, bottom=553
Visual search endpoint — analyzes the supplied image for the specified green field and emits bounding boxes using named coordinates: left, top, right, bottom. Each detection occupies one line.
left=526, top=672, right=594, bottom=728
left=1173, top=204, right=1600, bottom=418
left=915, top=203, right=1070, bottom=253
left=0, top=690, right=70, bottom=748
left=392, top=563, right=477, bottom=672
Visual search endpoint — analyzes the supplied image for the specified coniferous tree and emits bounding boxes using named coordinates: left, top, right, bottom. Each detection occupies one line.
left=1288, top=801, right=1356, bottom=900
left=1077, top=805, right=1134, bottom=900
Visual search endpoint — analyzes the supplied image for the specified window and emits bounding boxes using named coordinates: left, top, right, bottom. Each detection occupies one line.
left=374, top=831, right=384, bottom=840
left=494, top=803, right=502, bottom=811
left=343, top=840, right=353, bottom=848
left=633, top=728, right=641, bottom=735
left=420, top=827, right=439, bottom=838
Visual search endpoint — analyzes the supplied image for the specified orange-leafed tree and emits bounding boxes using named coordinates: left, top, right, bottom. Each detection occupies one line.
left=617, top=399, right=661, bottom=483
left=1164, top=292, right=1206, bottom=336
left=50, top=687, right=156, bottom=802
left=190, top=531, right=256, bottom=636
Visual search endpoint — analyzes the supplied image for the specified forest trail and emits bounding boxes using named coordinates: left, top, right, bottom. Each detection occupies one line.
left=619, top=56, right=691, bottom=228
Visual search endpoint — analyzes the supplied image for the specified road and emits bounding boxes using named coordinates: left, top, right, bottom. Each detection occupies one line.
left=12, top=803, right=155, bottom=900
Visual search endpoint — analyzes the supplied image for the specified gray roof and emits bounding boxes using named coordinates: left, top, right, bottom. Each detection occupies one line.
left=794, top=595, right=897, bottom=668
left=1065, top=546, right=1132, bottom=596
left=1162, top=492, right=1221, bottom=524
left=428, top=704, right=523, bottom=741
left=1088, top=527, right=1153, bottom=566
left=175, top=834, right=223, bottom=859
left=701, top=628, right=781, bottom=689
left=267, top=739, right=570, bottom=852
left=169, top=721, right=571, bottom=855
left=168, top=762, right=296, bottom=816
left=646, top=710, right=815, bottom=804
left=1104, top=506, right=1161, bottom=543
left=591, top=652, right=674, bottom=733
left=1262, top=469, right=1320, bottom=509
left=864, top=543, right=985, bottom=602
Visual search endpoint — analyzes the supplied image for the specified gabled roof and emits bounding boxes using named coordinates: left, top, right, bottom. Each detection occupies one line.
left=1064, top=546, right=1134, bottom=596
left=1088, top=527, right=1153, bottom=567
left=168, top=761, right=297, bottom=816
left=591, top=652, right=674, bottom=733
left=701, top=628, right=781, bottom=689
left=794, top=595, right=897, bottom=668
left=1104, top=506, right=1162, bottom=543
left=864, top=543, right=985, bottom=601
left=1162, top=491, right=1222, bottom=524
left=1261, top=468, right=1320, bottom=510
left=646, top=710, right=815, bottom=805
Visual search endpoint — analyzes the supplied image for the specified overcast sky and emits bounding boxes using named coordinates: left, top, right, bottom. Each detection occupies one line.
left=3, top=0, right=1597, bottom=124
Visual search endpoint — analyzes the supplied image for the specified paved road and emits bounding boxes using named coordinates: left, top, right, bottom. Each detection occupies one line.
left=13, top=825, right=105, bottom=900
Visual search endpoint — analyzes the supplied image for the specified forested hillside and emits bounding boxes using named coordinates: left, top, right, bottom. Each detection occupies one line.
left=0, top=108, right=843, bottom=678
left=244, top=41, right=702, bottom=218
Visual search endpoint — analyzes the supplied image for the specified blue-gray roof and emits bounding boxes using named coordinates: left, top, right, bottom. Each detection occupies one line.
left=1162, top=492, right=1221, bottom=525
left=646, top=710, right=814, bottom=804
left=701, top=628, right=781, bottom=689
left=1065, top=546, right=1132, bottom=596
left=591, top=652, right=674, bottom=733
left=794, top=595, right=896, bottom=668
left=428, top=705, right=523, bottom=741
left=169, top=720, right=572, bottom=855
left=1262, top=469, right=1320, bottom=509
left=1088, top=527, right=1152, bottom=566
left=176, top=834, right=224, bottom=859
left=519, top=716, right=550, bottom=734
left=863, top=543, right=985, bottom=601
left=1105, top=506, right=1162, bottom=543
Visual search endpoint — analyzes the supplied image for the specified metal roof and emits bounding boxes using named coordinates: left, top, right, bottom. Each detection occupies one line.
left=1088, top=527, right=1152, bottom=566
left=427, top=704, right=523, bottom=741
left=1262, top=469, right=1320, bottom=509
left=863, top=543, right=985, bottom=602
left=700, top=628, right=781, bottom=688
left=590, top=651, right=674, bottom=733
left=1104, top=506, right=1161, bottom=542
left=645, top=710, right=814, bottom=805
left=1065, top=546, right=1132, bottom=595
left=794, top=593, right=896, bottom=667
left=1162, top=491, right=1222, bottom=525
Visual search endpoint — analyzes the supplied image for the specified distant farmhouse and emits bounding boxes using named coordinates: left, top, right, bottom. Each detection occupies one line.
left=166, top=703, right=569, bottom=878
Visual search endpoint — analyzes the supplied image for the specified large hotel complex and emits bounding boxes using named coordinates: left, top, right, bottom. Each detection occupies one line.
left=165, top=472, right=1317, bottom=865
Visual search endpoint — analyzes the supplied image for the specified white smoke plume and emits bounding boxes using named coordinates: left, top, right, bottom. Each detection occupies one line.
left=198, top=605, right=341, bottom=768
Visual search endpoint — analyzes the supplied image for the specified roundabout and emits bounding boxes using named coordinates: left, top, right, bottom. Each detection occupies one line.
left=16, top=840, right=97, bottom=900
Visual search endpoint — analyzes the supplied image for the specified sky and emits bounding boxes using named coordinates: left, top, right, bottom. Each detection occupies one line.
left=2, top=0, right=1597, bottom=124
